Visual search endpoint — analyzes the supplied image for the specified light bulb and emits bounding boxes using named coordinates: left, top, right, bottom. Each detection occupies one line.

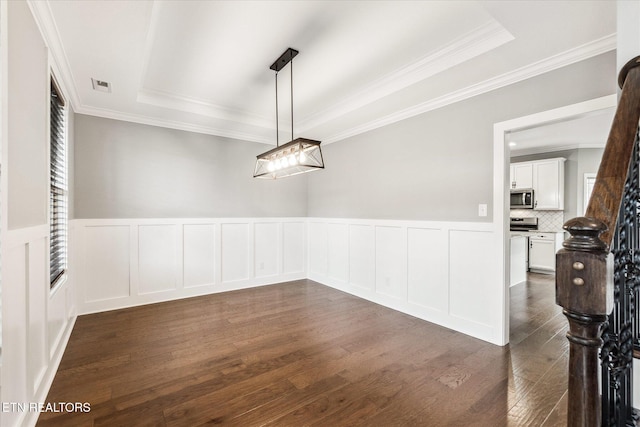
left=299, top=151, right=306, bottom=162
left=268, top=161, right=275, bottom=172
left=289, top=154, right=297, bottom=165
left=275, top=159, right=282, bottom=170
left=281, top=156, right=289, bottom=168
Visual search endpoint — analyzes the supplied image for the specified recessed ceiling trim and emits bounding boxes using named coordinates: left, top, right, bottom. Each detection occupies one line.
left=75, top=105, right=274, bottom=144
left=298, top=20, right=515, bottom=133
left=137, top=88, right=276, bottom=129
left=323, top=34, right=616, bottom=145
left=135, top=0, right=279, bottom=129
left=135, top=19, right=513, bottom=134
left=28, top=1, right=616, bottom=147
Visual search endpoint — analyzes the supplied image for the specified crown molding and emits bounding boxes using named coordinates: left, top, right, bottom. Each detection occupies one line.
left=323, top=34, right=616, bottom=144
left=135, top=1, right=275, bottom=130
left=75, top=105, right=274, bottom=145
left=136, top=88, right=276, bottom=130
left=298, top=20, right=514, bottom=133
left=27, top=0, right=82, bottom=111
left=27, top=0, right=616, bottom=148
left=135, top=19, right=513, bottom=134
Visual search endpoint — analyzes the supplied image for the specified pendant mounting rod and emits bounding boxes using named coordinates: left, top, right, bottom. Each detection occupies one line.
left=271, top=48, right=299, bottom=147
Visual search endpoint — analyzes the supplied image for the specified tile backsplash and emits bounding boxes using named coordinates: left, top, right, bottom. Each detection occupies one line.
left=510, top=209, right=564, bottom=232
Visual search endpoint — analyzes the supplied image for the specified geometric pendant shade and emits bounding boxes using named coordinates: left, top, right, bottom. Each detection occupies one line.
left=253, top=137, right=324, bottom=179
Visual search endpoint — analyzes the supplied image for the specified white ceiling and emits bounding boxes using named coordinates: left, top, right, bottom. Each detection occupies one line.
left=28, top=0, right=616, bottom=147
left=508, top=106, right=616, bottom=156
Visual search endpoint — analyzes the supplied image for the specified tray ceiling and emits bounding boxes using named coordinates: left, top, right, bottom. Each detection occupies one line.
left=28, top=0, right=616, bottom=146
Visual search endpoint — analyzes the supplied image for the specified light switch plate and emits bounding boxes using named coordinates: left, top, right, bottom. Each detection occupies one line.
left=478, top=204, right=488, bottom=217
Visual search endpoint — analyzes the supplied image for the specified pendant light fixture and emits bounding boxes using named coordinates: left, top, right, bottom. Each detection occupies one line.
left=253, top=48, right=324, bottom=179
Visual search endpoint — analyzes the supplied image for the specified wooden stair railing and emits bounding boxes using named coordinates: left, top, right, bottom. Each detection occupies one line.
left=556, top=56, right=640, bottom=427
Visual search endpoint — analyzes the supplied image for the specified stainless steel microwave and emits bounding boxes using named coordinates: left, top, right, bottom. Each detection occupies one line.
left=510, top=189, right=534, bottom=209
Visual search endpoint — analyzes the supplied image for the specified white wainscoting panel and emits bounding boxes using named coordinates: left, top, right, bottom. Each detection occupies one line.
left=375, top=226, right=407, bottom=301
left=28, top=237, right=48, bottom=394
left=138, top=225, right=179, bottom=294
left=48, top=284, right=68, bottom=358
left=327, top=223, right=349, bottom=284
left=4, top=242, right=29, bottom=425
left=307, top=218, right=498, bottom=344
left=283, top=222, right=305, bottom=274
left=75, top=218, right=307, bottom=315
left=254, top=222, right=279, bottom=279
left=348, top=225, right=375, bottom=291
left=308, top=222, right=328, bottom=277
left=407, top=227, right=447, bottom=313
left=221, top=223, right=250, bottom=283
left=449, top=230, right=495, bottom=328
left=3, top=224, right=77, bottom=427
left=83, top=225, right=131, bottom=303
left=73, top=217, right=499, bottom=346
left=183, top=224, right=215, bottom=288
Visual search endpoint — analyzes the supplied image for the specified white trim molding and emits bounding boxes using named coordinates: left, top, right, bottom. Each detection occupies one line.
left=324, top=35, right=616, bottom=144
left=26, top=0, right=615, bottom=146
left=298, top=20, right=515, bottom=133
left=2, top=223, right=77, bottom=427
left=493, top=94, right=617, bottom=345
left=306, top=217, right=503, bottom=345
left=74, top=216, right=508, bottom=345
left=74, top=217, right=307, bottom=314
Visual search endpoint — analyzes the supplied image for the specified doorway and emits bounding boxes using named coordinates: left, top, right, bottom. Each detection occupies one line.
left=493, top=94, right=617, bottom=345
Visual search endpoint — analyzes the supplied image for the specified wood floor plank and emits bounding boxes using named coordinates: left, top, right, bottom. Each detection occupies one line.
left=163, top=379, right=296, bottom=426
left=37, top=276, right=570, bottom=426
left=507, top=350, right=570, bottom=425
left=228, top=374, right=349, bottom=426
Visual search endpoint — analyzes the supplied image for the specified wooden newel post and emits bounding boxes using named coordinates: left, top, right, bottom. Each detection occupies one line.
left=556, top=217, right=614, bottom=427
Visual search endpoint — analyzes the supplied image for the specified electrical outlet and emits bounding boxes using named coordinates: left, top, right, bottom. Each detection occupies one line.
left=478, top=204, right=488, bottom=217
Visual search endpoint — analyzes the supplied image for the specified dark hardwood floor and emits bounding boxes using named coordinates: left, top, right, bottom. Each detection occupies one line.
left=38, top=274, right=567, bottom=426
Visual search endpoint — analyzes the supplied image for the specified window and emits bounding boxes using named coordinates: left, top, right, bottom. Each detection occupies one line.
left=50, top=77, right=67, bottom=288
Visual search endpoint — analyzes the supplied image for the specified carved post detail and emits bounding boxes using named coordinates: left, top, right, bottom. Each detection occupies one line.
left=556, top=217, right=613, bottom=427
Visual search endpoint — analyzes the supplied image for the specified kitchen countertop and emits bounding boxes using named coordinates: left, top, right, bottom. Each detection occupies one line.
left=510, top=231, right=529, bottom=238
left=510, top=230, right=567, bottom=239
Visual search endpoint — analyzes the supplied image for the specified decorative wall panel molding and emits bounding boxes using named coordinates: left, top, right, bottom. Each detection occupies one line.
left=307, top=218, right=499, bottom=344
left=74, top=218, right=307, bottom=315
left=2, top=224, right=77, bottom=427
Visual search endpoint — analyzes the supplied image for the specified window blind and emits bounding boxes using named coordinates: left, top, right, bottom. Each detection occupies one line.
left=50, top=79, right=67, bottom=288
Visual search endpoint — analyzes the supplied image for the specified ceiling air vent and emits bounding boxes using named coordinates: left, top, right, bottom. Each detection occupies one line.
left=91, top=78, right=111, bottom=93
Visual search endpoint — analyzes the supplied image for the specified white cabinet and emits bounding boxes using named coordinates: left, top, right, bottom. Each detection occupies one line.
left=510, top=235, right=527, bottom=286
left=509, top=163, right=533, bottom=189
left=510, top=158, right=565, bottom=210
left=533, top=159, right=565, bottom=210
left=528, top=232, right=564, bottom=273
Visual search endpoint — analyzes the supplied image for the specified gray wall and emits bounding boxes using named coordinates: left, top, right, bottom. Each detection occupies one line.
left=67, top=111, right=75, bottom=220
left=7, top=0, right=49, bottom=229
left=75, top=52, right=614, bottom=222
left=307, top=52, right=616, bottom=222
left=74, top=115, right=307, bottom=218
